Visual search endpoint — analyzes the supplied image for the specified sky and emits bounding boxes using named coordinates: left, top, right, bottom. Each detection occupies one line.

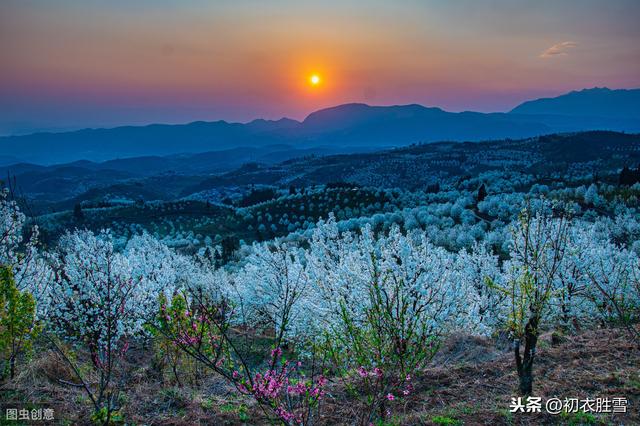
left=1, top=0, right=639, bottom=135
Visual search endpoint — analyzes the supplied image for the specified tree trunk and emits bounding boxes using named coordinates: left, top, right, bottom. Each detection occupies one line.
left=172, top=363, right=182, bottom=387
left=9, top=352, right=16, bottom=379
left=514, top=315, right=539, bottom=395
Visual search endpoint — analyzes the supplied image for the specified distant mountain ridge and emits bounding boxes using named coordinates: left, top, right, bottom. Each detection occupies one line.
left=1, top=87, right=638, bottom=165
left=510, top=87, right=640, bottom=118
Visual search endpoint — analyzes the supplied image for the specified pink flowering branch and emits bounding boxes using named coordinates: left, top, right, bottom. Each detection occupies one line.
left=155, top=292, right=327, bottom=425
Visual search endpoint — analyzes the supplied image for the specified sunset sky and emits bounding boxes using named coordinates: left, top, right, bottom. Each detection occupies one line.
left=1, top=0, right=639, bottom=135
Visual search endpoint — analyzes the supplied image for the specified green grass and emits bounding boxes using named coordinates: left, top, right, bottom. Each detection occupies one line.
left=559, top=410, right=603, bottom=425
left=496, top=408, right=514, bottom=425
left=431, top=415, right=462, bottom=425
left=218, top=403, right=249, bottom=422
left=200, top=398, right=215, bottom=411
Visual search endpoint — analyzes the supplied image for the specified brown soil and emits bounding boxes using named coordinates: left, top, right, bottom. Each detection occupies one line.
left=1, top=327, right=638, bottom=425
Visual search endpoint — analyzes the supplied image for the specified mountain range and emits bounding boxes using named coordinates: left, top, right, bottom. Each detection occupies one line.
left=1, top=87, right=639, bottom=165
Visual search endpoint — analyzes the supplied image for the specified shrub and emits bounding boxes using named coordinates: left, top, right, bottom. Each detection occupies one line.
left=0, top=266, right=39, bottom=380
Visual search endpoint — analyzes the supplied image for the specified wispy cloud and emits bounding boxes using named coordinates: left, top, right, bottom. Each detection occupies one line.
left=539, top=41, right=577, bottom=58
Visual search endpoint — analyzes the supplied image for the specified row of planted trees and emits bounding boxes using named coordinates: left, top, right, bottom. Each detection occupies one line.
left=1, top=188, right=639, bottom=425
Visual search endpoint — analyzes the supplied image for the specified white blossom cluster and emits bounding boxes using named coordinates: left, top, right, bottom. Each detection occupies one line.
left=0, top=189, right=53, bottom=315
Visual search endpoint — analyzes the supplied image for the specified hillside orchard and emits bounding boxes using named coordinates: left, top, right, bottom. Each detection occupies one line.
left=1, top=175, right=639, bottom=424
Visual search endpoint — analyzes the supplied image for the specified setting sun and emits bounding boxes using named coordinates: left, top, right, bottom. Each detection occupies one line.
left=310, top=74, right=321, bottom=86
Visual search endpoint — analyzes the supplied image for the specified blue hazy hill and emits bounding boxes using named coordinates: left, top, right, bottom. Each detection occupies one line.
left=510, top=87, right=640, bottom=118
left=1, top=88, right=638, bottom=165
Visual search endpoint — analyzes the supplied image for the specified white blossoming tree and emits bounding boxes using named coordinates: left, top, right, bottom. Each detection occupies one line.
left=0, top=188, right=52, bottom=316
left=572, top=225, right=640, bottom=345
left=233, top=241, right=312, bottom=344
left=49, top=230, right=158, bottom=423
left=490, top=203, right=571, bottom=395
left=305, top=218, right=482, bottom=421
